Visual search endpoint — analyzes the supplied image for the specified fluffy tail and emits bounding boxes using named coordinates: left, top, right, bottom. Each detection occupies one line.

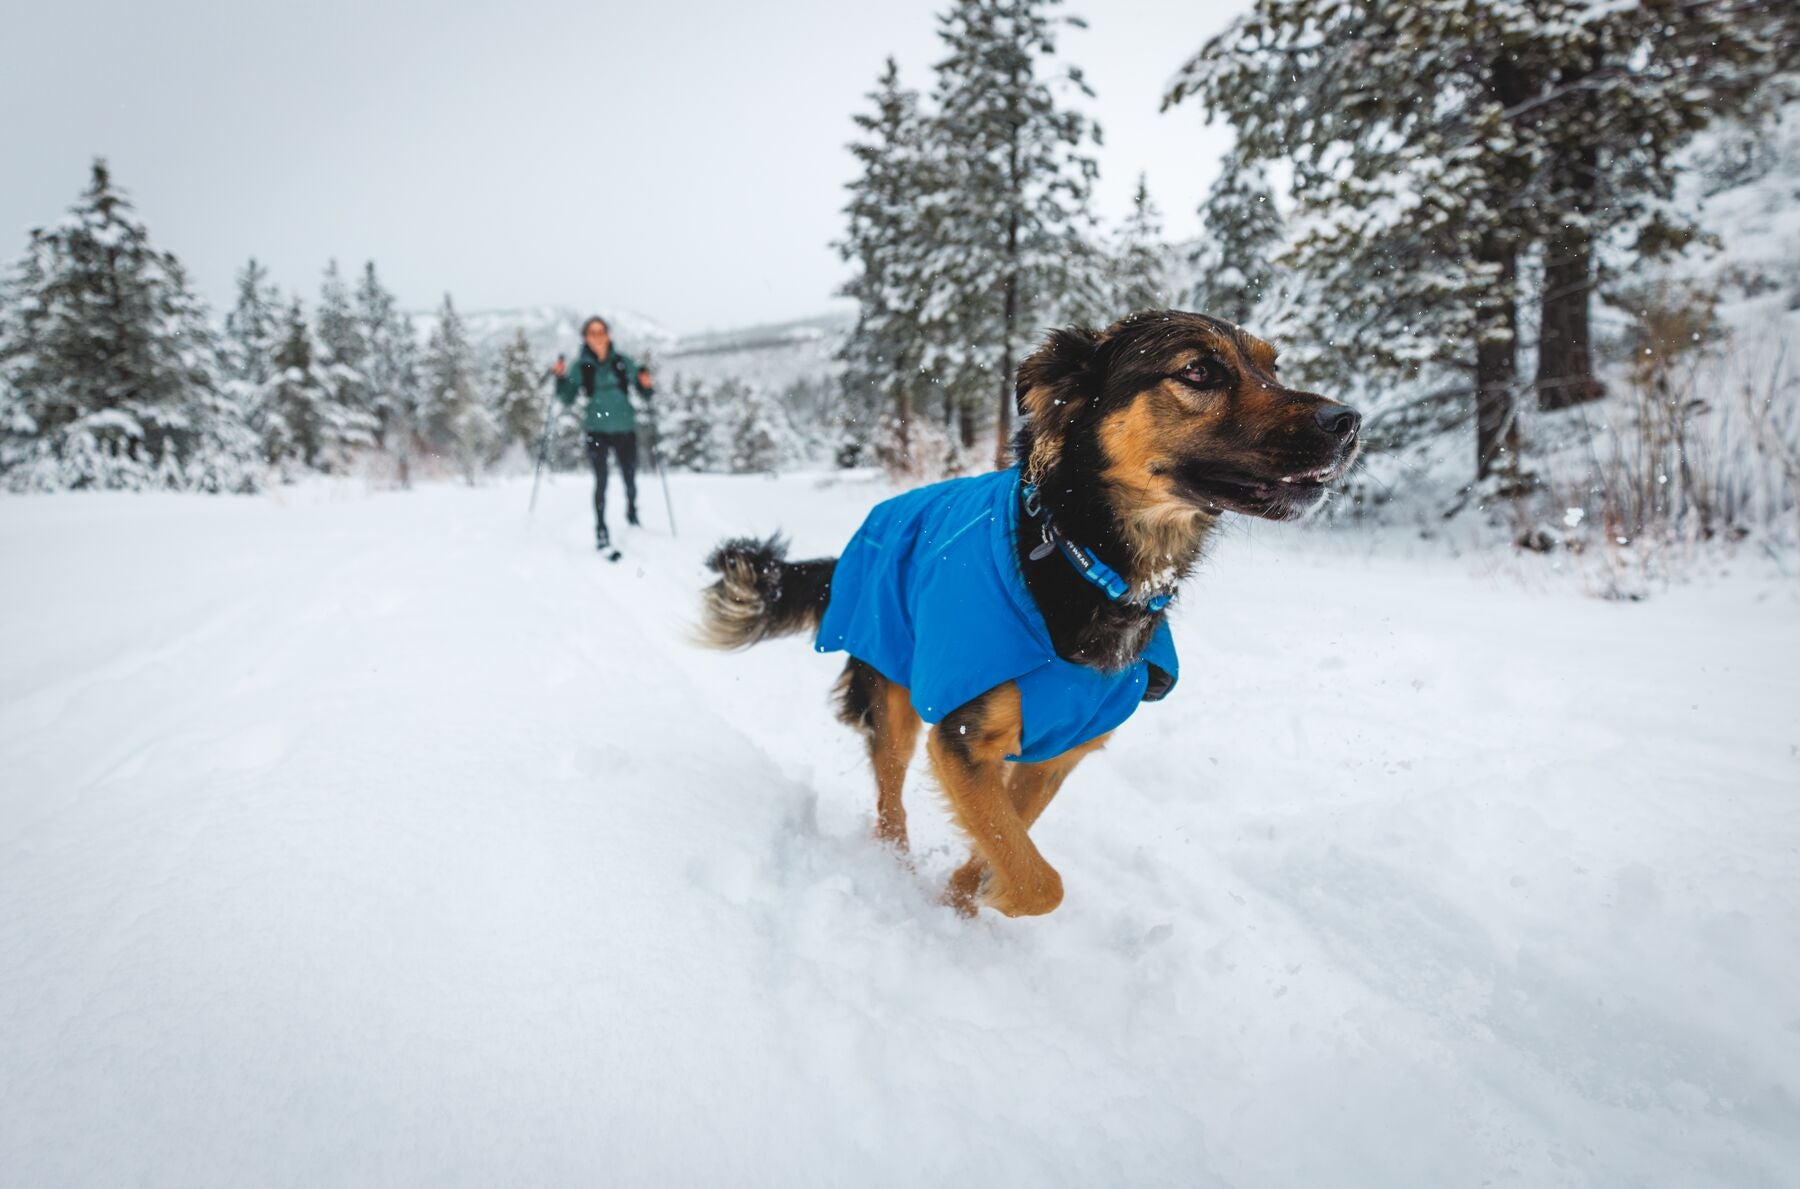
left=698, top=534, right=837, bottom=650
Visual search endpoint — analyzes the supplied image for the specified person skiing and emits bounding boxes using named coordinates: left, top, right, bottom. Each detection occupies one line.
left=550, top=315, right=655, bottom=550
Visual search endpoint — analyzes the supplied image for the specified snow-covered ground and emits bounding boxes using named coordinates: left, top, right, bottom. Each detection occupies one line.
left=3, top=472, right=1798, bottom=1188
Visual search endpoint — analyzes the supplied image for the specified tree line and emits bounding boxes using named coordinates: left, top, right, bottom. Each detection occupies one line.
left=0, top=162, right=835, bottom=493
left=0, top=160, right=545, bottom=492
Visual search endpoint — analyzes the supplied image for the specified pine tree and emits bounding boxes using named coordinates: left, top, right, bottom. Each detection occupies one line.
left=316, top=260, right=373, bottom=429
left=1527, top=0, right=1796, bottom=410
left=924, top=0, right=1104, bottom=468
left=1166, top=0, right=1799, bottom=485
left=1107, top=174, right=1174, bottom=315
left=1191, top=158, right=1281, bottom=324
left=419, top=294, right=494, bottom=482
left=254, top=298, right=375, bottom=476
left=660, top=374, right=723, bottom=472
left=492, top=330, right=548, bottom=456
left=0, top=160, right=251, bottom=490
left=837, top=57, right=938, bottom=477
left=222, top=258, right=282, bottom=389
left=356, top=262, right=419, bottom=483
left=721, top=379, right=788, bottom=475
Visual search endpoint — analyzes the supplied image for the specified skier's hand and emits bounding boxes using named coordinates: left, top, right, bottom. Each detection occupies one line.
left=638, top=368, right=654, bottom=394
left=550, top=358, right=568, bottom=378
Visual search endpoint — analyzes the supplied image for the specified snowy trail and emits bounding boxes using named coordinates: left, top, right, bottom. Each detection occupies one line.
left=3, top=473, right=1798, bottom=1188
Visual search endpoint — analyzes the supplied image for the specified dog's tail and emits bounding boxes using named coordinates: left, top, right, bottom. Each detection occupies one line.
left=698, top=534, right=837, bottom=650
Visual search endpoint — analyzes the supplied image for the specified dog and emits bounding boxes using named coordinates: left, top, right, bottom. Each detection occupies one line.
left=698, top=310, right=1360, bottom=918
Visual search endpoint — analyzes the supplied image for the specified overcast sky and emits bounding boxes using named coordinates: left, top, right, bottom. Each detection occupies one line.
left=2, top=0, right=1247, bottom=335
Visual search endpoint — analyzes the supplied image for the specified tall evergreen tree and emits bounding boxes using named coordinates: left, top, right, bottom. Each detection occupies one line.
left=1526, top=0, right=1796, bottom=410
left=0, top=160, right=251, bottom=490
left=419, top=294, right=494, bottom=482
left=721, top=378, right=790, bottom=475
left=255, top=298, right=375, bottom=476
left=1106, top=173, right=1173, bottom=315
left=222, top=258, right=282, bottom=390
left=1191, top=158, right=1281, bottom=325
left=355, top=262, right=419, bottom=483
left=925, top=0, right=1103, bottom=468
left=316, top=260, right=372, bottom=428
left=492, top=330, right=547, bottom=454
left=836, top=57, right=936, bottom=475
left=660, top=375, right=723, bottom=472
left=1167, top=0, right=1798, bottom=485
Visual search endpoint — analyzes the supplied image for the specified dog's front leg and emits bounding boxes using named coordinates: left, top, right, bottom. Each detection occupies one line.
left=928, top=684, right=1063, bottom=918
left=944, top=733, right=1111, bottom=913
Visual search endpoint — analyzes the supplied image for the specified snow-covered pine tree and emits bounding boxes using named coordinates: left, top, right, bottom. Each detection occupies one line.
left=1168, top=2, right=1565, bottom=486
left=222, top=259, right=282, bottom=391
left=721, top=378, right=789, bottom=475
left=492, top=330, right=548, bottom=458
left=255, top=298, right=374, bottom=477
left=0, top=160, right=250, bottom=491
left=1107, top=173, right=1174, bottom=316
left=418, top=294, right=495, bottom=483
left=1167, top=0, right=1800, bottom=485
left=355, top=262, right=420, bottom=484
left=255, top=298, right=326, bottom=475
left=924, top=0, right=1104, bottom=468
left=1190, top=158, right=1281, bottom=325
left=316, top=260, right=374, bottom=430
left=1525, top=0, right=1797, bottom=410
left=836, top=57, right=938, bottom=477
left=659, top=374, right=722, bottom=472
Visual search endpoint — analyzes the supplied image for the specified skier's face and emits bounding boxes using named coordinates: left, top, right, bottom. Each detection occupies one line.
left=584, top=321, right=611, bottom=357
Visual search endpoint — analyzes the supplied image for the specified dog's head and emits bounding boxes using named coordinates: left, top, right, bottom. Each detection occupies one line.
left=1016, top=310, right=1361, bottom=524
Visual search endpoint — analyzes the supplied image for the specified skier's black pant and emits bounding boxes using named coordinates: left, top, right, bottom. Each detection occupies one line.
left=584, top=430, right=638, bottom=534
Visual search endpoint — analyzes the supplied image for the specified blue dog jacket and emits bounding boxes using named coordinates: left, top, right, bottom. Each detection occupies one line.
left=815, top=466, right=1178, bottom=763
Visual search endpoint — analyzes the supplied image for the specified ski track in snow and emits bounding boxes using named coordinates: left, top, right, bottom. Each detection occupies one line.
left=2, top=472, right=1798, bottom=1188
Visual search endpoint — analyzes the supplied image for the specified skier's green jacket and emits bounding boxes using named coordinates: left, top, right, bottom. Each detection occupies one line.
left=556, top=345, right=652, bottom=433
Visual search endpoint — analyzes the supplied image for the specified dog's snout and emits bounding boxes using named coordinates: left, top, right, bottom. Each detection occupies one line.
left=1313, top=403, right=1360, bottom=441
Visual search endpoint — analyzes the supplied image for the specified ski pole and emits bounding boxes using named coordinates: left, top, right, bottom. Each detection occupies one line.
left=528, top=354, right=564, bottom=518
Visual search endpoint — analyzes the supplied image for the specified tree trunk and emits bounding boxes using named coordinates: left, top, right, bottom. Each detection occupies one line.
left=893, top=384, right=912, bottom=467
left=1475, top=52, right=1528, bottom=486
left=1475, top=236, right=1521, bottom=483
left=995, top=123, right=1023, bottom=472
left=957, top=400, right=976, bottom=450
left=1537, top=127, right=1604, bottom=409
left=997, top=265, right=1017, bottom=471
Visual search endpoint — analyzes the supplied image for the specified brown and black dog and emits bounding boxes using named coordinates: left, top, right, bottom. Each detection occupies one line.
left=698, top=310, right=1360, bottom=918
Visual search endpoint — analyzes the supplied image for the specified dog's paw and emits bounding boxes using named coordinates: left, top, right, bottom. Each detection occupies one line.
left=873, top=813, right=910, bottom=854
left=979, top=861, right=1064, bottom=918
left=943, top=861, right=984, bottom=917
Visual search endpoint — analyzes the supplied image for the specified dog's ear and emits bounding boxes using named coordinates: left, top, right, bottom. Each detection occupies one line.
left=1016, top=325, right=1102, bottom=425
left=1015, top=325, right=1102, bottom=480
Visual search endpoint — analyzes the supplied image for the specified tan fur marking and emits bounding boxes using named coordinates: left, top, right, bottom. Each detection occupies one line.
left=1096, top=400, right=1215, bottom=586
left=926, top=685, right=1066, bottom=918
left=868, top=675, right=921, bottom=850
left=944, top=733, right=1111, bottom=914
left=696, top=552, right=769, bottom=649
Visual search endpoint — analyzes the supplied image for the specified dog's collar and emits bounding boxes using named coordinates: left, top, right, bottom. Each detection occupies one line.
left=1021, top=482, right=1172, bottom=614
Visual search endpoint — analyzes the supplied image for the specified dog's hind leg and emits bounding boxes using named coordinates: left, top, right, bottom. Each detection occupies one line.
left=944, top=733, right=1111, bottom=915
left=835, top=658, right=921, bottom=851
left=928, top=684, right=1067, bottom=918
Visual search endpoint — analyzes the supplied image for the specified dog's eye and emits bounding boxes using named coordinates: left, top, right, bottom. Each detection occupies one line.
left=1175, top=359, right=1229, bottom=389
